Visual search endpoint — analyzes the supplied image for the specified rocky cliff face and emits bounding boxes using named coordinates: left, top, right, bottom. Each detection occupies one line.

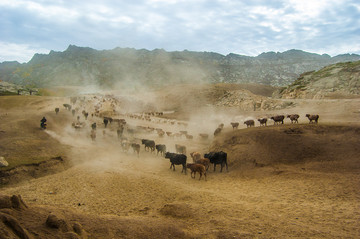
left=276, top=61, right=360, bottom=99
left=1, top=45, right=359, bottom=88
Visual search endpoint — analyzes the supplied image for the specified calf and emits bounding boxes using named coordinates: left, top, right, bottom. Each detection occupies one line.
left=55, top=108, right=60, bottom=114
left=287, top=114, right=300, bottom=124
left=186, top=163, right=206, bottom=180
left=306, top=114, right=319, bottom=124
left=204, top=151, right=228, bottom=172
left=165, top=152, right=187, bottom=174
left=195, top=158, right=210, bottom=171
left=270, top=115, right=285, bottom=125
left=155, top=144, right=167, bottom=156
left=244, top=120, right=255, bottom=128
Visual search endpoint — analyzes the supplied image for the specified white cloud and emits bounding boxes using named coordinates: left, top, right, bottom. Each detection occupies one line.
left=0, top=0, right=80, bottom=21
left=0, top=42, right=49, bottom=63
left=0, top=0, right=359, bottom=62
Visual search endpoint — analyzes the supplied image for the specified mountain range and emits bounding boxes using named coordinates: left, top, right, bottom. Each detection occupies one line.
left=0, top=45, right=359, bottom=88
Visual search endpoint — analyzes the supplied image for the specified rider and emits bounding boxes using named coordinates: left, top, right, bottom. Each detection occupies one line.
left=40, top=116, right=47, bottom=129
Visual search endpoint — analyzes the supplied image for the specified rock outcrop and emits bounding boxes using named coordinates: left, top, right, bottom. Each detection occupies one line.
left=277, top=61, right=360, bottom=99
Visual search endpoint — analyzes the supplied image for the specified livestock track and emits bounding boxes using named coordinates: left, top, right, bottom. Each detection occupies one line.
left=2, top=95, right=360, bottom=238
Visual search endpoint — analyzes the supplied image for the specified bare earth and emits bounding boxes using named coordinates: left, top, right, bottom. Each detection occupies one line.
left=0, top=89, right=360, bottom=239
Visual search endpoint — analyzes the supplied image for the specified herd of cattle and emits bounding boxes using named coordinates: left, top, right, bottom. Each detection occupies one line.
left=56, top=101, right=229, bottom=181
left=237, top=114, right=319, bottom=129
left=212, top=113, right=319, bottom=138
left=56, top=97, right=319, bottom=181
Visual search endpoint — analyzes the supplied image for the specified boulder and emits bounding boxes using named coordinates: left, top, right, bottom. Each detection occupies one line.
left=0, top=157, right=8, bottom=167
left=10, top=195, right=28, bottom=209
left=0, top=195, right=27, bottom=210
left=0, top=195, right=12, bottom=209
left=46, top=213, right=71, bottom=232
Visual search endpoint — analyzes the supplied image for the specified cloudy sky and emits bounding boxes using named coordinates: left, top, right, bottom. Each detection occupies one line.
left=1, top=0, right=360, bottom=63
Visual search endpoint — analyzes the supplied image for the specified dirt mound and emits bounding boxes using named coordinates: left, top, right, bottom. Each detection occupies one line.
left=0, top=194, right=189, bottom=239
left=210, top=124, right=360, bottom=173
left=159, top=203, right=193, bottom=218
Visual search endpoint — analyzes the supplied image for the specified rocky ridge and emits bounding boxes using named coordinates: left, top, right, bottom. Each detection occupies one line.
left=277, top=61, right=360, bottom=99
left=1, top=45, right=359, bottom=88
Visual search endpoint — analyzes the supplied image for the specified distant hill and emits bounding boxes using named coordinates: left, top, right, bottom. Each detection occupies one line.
left=0, top=80, right=37, bottom=96
left=275, top=61, right=360, bottom=99
left=0, top=45, right=359, bottom=88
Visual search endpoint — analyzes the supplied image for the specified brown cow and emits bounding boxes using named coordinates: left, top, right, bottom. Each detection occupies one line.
left=195, top=158, right=210, bottom=171
left=190, top=152, right=202, bottom=162
left=287, top=114, right=300, bottom=124
left=306, top=114, right=319, bottom=124
left=270, top=115, right=285, bottom=125
left=186, top=163, right=207, bottom=181
left=244, top=120, right=255, bottom=128
left=230, top=122, right=239, bottom=130
left=131, top=143, right=140, bottom=157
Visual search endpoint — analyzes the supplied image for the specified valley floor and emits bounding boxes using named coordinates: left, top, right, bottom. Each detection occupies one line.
left=1, top=95, right=360, bottom=238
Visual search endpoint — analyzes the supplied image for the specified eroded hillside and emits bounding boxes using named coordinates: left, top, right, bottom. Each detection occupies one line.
left=277, top=61, right=360, bottom=99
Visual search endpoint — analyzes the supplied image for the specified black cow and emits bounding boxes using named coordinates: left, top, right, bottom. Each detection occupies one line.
left=103, top=118, right=109, bottom=128
left=63, top=104, right=72, bottom=111
left=165, top=152, right=187, bottom=174
left=155, top=144, right=167, bottom=156
left=204, top=151, right=228, bottom=172
left=55, top=107, right=59, bottom=114
left=258, top=118, right=268, bottom=126
left=104, top=117, right=113, bottom=124
left=142, top=139, right=156, bottom=152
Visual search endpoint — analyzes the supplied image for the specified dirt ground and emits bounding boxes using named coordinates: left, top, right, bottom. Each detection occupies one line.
left=0, top=88, right=360, bottom=238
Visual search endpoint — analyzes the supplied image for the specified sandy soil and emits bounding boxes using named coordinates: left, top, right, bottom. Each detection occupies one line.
left=1, top=91, right=360, bottom=238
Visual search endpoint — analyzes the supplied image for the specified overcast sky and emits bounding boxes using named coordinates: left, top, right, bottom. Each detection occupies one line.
left=1, top=0, right=360, bottom=63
